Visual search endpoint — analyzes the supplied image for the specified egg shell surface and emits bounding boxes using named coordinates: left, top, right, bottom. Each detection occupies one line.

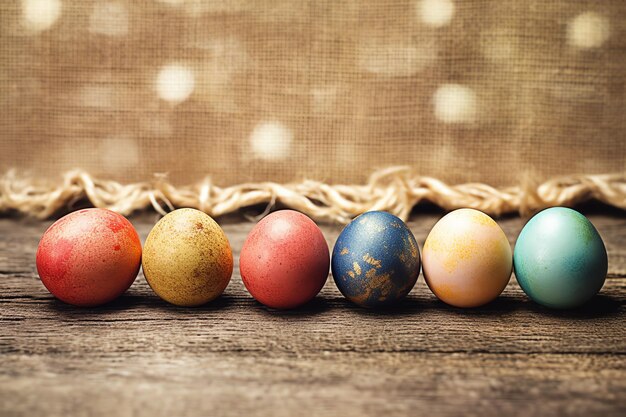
left=513, top=207, right=607, bottom=309
left=36, top=208, right=142, bottom=307
left=239, top=210, right=330, bottom=309
left=422, top=208, right=512, bottom=308
left=331, top=211, right=420, bottom=308
left=142, top=208, right=233, bottom=307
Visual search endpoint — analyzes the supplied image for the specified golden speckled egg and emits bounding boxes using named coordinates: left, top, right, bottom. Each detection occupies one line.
left=422, top=208, right=512, bottom=308
left=142, top=208, right=233, bottom=306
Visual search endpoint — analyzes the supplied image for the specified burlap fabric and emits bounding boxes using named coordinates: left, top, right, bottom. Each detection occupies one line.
left=1, top=1, right=624, bottom=197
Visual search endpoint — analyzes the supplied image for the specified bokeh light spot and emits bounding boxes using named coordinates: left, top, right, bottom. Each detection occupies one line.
left=418, top=0, right=455, bottom=27
left=156, top=0, right=184, bottom=5
left=22, top=0, right=62, bottom=32
left=156, top=64, right=195, bottom=104
left=433, top=84, right=477, bottom=123
left=250, top=122, right=293, bottom=161
left=567, top=12, right=610, bottom=49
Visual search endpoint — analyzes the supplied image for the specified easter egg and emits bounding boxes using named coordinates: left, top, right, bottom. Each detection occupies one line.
left=331, top=211, right=420, bottom=308
left=422, top=208, right=512, bottom=308
left=513, top=207, right=607, bottom=309
left=240, top=210, right=329, bottom=309
left=36, top=208, right=142, bottom=307
left=142, top=208, right=233, bottom=307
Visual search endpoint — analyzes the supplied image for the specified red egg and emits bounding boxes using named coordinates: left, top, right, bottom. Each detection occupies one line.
left=36, top=208, right=142, bottom=307
left=240, top=210, right=330, bottom=309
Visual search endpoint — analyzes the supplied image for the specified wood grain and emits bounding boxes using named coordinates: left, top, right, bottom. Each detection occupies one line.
left=0, top=211, right=625, bottom=417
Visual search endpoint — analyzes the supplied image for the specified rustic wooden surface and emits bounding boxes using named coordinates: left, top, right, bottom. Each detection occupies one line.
left=0, top=209, right=625, bottom=417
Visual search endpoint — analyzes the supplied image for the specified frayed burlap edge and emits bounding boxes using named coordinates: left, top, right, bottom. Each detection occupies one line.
left=1, top=167, right=624, bottom=223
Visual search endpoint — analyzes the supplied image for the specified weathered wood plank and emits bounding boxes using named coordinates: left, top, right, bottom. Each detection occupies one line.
left=1, top=275, right=625, bottom=356
left=0, top=211, right=625, bottom=417
left=0, top=352, right=625, bottom=417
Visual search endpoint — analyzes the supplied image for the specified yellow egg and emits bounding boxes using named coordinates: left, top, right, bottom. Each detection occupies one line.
left=142, top=208, right=233, bottom=306
left=422, top=208, right=512, bottom=308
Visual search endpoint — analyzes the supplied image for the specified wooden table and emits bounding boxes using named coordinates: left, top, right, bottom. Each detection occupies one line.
left=1, top=210, right=625, bottom=417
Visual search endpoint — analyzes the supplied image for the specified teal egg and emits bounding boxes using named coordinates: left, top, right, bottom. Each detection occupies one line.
left=513, top=207, right=607, bottom=309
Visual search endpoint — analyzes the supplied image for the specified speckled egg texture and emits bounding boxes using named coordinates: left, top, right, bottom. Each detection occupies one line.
left=513, top=207, right=607, bottom=309
left=422, top=208, right=512, bottom=308
left=36, top=208, right=142, bottom=307
left=142, top=208, right=233, bottom=307
left=331, top=211, right=420, bottom=308
left=239, top=210, right=330, bottom=309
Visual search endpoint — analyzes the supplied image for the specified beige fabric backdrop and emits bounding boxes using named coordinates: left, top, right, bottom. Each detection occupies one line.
left=1, top=0, right=625, bottom=187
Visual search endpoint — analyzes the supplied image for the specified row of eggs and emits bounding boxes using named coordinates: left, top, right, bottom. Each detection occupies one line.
left=36, top=206, right=608, bottom=310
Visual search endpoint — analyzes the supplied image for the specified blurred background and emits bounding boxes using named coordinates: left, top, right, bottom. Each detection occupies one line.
left=0, top=0, right=624, bottom=188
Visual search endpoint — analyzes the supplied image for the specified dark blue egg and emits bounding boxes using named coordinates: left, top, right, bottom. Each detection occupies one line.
left=331, top=211, right=420, bottom=308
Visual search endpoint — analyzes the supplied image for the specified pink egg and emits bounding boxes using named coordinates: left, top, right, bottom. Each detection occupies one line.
left=240, top=210, right=330, bottom=309
left=422, top=209, right=512, bottom=308
left=36, top=208, right=142, bottom=307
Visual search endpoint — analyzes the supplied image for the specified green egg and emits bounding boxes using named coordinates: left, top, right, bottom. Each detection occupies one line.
left=513, top=207, right=607, bottom=309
